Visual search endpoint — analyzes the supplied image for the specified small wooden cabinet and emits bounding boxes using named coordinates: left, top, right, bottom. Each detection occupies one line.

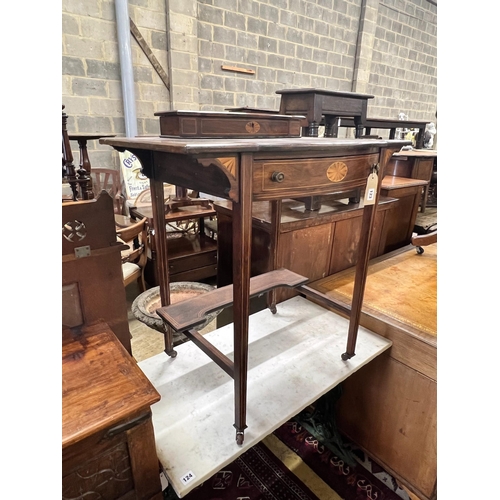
left=387, top=150, right=437, bottom=213
left=129, top=204, right=218, bottom=285
left=62, top=322, right=163, bottom=500
left=380, top=175, right=428, bottom=253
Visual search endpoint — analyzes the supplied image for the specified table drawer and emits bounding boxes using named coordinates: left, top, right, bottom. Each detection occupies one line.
left=253, top=153, right=379, bottom=198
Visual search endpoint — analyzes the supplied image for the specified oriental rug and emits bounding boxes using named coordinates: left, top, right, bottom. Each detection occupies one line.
left=164, top=419, right=409, bottom=500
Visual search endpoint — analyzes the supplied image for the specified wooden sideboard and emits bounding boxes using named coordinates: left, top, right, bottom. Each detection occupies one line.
left=62, top=322, right=163, bottom=500
left=307, top=244, right=437, bottom=500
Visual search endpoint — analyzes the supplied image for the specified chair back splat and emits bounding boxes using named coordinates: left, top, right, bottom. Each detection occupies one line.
left=116, top=217, right=149, bottom=292
left=91, top=168, right=125, bottom=215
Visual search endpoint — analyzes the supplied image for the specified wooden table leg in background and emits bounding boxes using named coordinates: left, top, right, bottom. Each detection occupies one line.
left=266, top=200, right=282, bottom=314
left=150, top=178, right=176, bottom=357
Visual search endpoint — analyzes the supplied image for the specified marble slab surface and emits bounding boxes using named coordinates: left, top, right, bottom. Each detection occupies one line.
left=138, top=296, right=392, bottom=497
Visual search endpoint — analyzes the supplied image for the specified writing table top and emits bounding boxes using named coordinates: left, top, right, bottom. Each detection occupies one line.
left=101, top=136, right=409, bottom=155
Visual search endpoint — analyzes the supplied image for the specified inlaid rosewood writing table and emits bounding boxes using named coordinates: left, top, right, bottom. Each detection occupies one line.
left=101, top=135, right=408, bottom=445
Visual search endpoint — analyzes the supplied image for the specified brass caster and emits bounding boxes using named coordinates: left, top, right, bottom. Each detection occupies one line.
left=166, top=348, right=178, bottom=358
left=341, top=352, right=355, bottom=361
left=236, top=431, right=244, bottom=446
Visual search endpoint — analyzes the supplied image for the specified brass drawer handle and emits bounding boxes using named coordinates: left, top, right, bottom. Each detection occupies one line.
left=271, top=171, right=285, bottom=183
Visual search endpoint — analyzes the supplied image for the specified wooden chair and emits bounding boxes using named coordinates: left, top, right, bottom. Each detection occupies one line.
left=116, top=217, right=149, bottom=292
left=91, top=168, right=125, bottom=215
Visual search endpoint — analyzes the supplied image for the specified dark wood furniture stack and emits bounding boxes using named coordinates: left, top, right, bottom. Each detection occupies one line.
left=62, top=322, right=163, bottom=500
left=62, top=192, right=163, bottom=499
left=101, top=112, right=409, bottom=445
left=63, top=105, right=89, bottom=201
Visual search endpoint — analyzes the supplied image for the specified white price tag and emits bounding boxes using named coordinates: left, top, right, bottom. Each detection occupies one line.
left=180, top=470, right=196, bottom=485
left=363, top=169, right=379, bottom=206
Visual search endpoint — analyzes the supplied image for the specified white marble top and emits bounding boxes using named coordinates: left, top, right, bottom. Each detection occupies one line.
left=139, top=296, right=392, bottom=497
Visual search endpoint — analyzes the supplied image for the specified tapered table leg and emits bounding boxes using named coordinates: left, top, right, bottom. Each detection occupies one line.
left=232, top=153, right=253, bottom=445
left=150, top=178, right=176, bottom=357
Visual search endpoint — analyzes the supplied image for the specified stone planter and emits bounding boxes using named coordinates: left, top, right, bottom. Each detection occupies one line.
left=131, top=282, right=220, bottom=345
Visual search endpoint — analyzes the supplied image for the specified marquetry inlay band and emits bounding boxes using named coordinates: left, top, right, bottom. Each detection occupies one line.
left=216, top=157, right=237, bottom=178
left=326, top=161, right=348, bottom=182
left=245, top=121, right=261, bottom=133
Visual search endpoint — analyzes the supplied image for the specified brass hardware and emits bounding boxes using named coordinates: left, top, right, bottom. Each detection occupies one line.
left=271, top=171, right=285, bottom=183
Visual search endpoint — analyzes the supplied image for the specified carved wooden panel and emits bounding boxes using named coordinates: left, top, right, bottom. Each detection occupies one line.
left=62, top=441, right=134, bottom=499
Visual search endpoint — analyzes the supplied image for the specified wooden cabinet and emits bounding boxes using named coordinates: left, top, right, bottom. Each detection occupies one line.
left=215, top=196, right=396, bottom=325
left=62, top=322, right=163, bottom=500
left=387, top=150, right=437, bottom=213
left=145, top=232, right=218, bottom=285
left=129, top=204, right=218, bottom=286
left=380, top=175, right=428, bottom=253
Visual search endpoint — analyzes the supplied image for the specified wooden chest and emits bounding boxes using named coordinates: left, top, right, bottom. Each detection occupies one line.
left=62, top=323, right=163, bottom=500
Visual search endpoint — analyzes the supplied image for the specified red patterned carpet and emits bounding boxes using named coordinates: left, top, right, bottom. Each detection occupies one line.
left=164, top=418, right=410, bottom=500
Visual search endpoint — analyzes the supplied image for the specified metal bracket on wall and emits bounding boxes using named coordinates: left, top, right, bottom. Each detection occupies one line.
left=129, top=18, right=170, bottom=90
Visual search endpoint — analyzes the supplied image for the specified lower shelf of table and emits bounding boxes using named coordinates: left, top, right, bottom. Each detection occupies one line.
left=138, top=295, right=392, bottom=498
